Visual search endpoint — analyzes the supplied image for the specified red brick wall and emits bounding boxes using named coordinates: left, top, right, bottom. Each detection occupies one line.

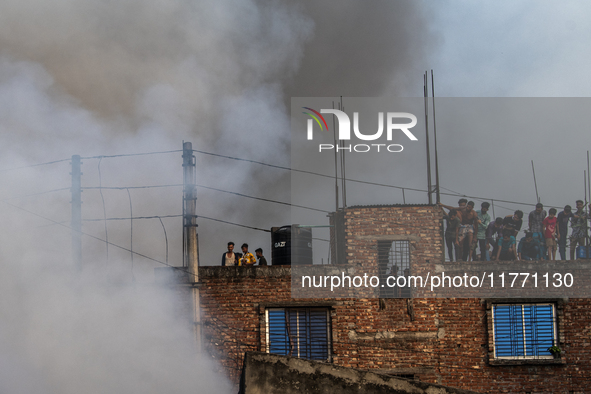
left=196, top=205, right=591, bottom=393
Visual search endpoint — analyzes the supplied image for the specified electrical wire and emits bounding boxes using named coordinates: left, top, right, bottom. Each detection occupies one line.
left=0, top=148, right=564, bottom=211
left=126, top=188, right=135, bottom=281
left=83, top=214, right=330, bottom=243
left=83, top=184, right=183, bottom=190
left=83, top=184, right=329, bottom=214
left=0, top=198, right=199, bottom=280
left=80, top=150, right=182, bottom=160
left=4, top=187, right=70, bottom=200
left=192, top=148, right=560, bottom=209
left=83, top=215, right=182, bottom=222
left=197, top=215, right=271, bottom=233
left=0, top=158, right=71, bottom=173
left=98, top=158, right=109, bottom=265
left=158, top=217, right=169, bottom=265
left=194, top=184, right=329, bottom=213
left=192, top=148, right=427, bottom=193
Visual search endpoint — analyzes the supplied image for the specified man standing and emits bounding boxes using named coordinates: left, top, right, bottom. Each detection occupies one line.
left=570, top=200, right=589, bottom=260
left=440, top=200, right=478, bottom=261
left=556, top=205, right=573, bottom=260
left=528, top=203, right=547, bottom=258
left=543, top=208, right=558, bottom=261
left=476, top=202, right=491, bottom=260
left=443, top=209, right=461, bottom=262
left=221, top=241, right=238, bottom=266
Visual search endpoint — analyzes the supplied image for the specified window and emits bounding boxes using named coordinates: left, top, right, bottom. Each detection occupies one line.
left=377, top=240, right=411, bottom=298
left=265, top=308, right=331, bottom=361
left=492, top=303, right=557, bottom=359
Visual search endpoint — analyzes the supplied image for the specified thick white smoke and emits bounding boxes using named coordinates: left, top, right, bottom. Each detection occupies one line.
left=0, top=0, right=432, bottom=392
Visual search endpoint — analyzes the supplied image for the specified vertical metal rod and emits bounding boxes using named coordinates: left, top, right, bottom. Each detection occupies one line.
left=183, top=141, right=201, bottom=352
left=431, top=70, right=441, bottom=204
left=424, top=72, right=433, bottom=204
left=587, top=151, right=590, bottom=246
left=71, top=155, right=82, bottom=271
left=584, top=170, right=587, bottom=207
left=332, top=101, right=339, bottom=266
left=531, top=160, right=540, bottom=203
left=332, top=101, right=339, bottom=212
left=402, top=188, right=406, bottom=204
left=340, top=97, right=347, bottom=208
left=491, top=199, right=496, bottom=220
left=585, top=170, right=588, bottom=248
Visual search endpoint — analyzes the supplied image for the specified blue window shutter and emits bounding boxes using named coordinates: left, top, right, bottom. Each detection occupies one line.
left=523, top=305, right=554, bottom=356
left=309, top=309, right=329, bottom=360
left=493, top=304, right=555, bottom=358
left=494, top=305, right=524, bottom=357
left=268, top=308, right=329, bottom=361
left=268, top=309, right=289, bottom=355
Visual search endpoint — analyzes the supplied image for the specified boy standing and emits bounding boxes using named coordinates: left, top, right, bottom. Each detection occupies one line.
left=255, top=248, right=268, bottom=266
left=443, top=209, right=461, bottom=262
left=570, top=200, right=589, bottom=260
left=239, top=243, right=256, bottom=266
left=476, top=202, right=491, bottom=260
left=556, top=205, right=573, bottom=260
left=543, top=208, right=558, bottom=260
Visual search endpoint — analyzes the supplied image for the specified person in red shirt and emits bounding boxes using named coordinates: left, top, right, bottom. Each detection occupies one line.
left=543, top=208, right=558, bottom=261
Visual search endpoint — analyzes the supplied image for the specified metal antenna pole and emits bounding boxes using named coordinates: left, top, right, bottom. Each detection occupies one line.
left=340, top=97, right=347, bottom=208
left=587, top=151, right=590, bottom=247
left=332, top=101, right=339, bottom=212
left=424, top=72, right=432, bottom=204
left=585, top=170, right=588, bottom=248
left=71, top=155, right=82, bottom=271
left=531, top=160, right=540, bottom=203
left=183, top=141, right=201, bottom=352
left=431, top=70, right=441, bottom=204
left=331, top=101, right=339, bottom=266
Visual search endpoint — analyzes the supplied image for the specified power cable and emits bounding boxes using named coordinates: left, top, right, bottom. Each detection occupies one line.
left=0, top=198, right=198, bottom=280
left=83, top=184, right=182, bottom=190
left=83, top=184, right=329, bottom=214
left=98, top=158, right=109, bottom=265
left=194, top=184, right=329, bottom=213
left=83, top=215, right=182, bottom=222
left=0, top=148, right=564, bottom=210
left=126, top=188, right=135, bottom=280
left=4, top=187, right=70, bottom=200
left=0, top=158, right=71, bottom=173
left=158, top=217, right=169, bottom=265
left=83, top=214, right=329, bottom=242
left=80, top=150, right=182, bottom=160
left=192, top=148, right=427, bottom=194
left=193, top=148, right=556, bottom=209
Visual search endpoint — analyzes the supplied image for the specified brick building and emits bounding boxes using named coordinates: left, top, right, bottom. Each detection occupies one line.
left=161, top=204, right=591, bottom=393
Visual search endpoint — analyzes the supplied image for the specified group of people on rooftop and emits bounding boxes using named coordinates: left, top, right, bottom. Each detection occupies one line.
left=439, top=199, right=591, bottom=261
left=221, top=242, right=268, bottom=266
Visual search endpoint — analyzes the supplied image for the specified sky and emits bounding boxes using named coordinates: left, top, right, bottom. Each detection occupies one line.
left=1, top=0, right=591, bottom=392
